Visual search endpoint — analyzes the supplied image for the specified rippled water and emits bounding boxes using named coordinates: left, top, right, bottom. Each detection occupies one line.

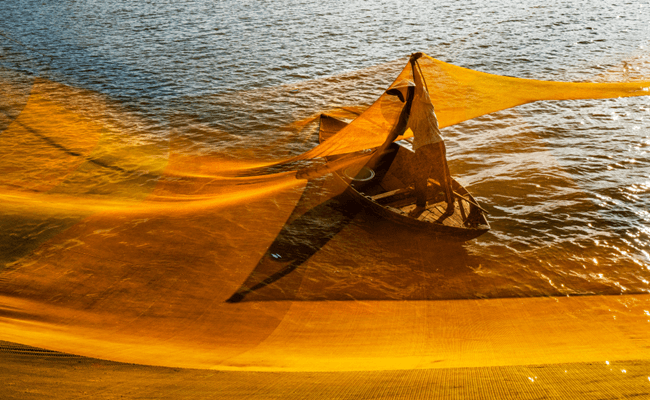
left=1, top=0, right=649, bottom=302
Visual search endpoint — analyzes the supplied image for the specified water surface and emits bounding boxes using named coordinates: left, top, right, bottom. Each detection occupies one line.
left=1, top=1, right=649, bottom=307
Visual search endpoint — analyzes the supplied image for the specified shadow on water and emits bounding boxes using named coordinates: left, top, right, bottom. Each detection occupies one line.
left=226, top=172, right=490, bottom=303
left=226, top=177, right=362, bottom=303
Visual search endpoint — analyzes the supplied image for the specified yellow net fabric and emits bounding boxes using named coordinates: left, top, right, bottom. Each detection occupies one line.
left=297, top=53, right=650, bottom=161
left=1, top=55, right=650, bottom=372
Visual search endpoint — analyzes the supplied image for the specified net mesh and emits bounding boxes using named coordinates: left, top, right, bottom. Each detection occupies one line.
left=295, top=53, right=650, bottom=161
left=1, top=55, right=650, bottom=371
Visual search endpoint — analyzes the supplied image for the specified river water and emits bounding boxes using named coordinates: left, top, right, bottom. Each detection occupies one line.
left=1, top=0, right=649, bottom=304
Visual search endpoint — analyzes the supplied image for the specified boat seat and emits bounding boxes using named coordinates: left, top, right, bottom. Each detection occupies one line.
left=369, top=181, right=448, bottom=205
left=368, top=187, right=414, bottom=204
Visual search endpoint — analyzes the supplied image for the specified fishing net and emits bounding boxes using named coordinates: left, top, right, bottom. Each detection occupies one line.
left=1, top=54, right=649, bottom=371
left=295, top=53, right=650, bottom=161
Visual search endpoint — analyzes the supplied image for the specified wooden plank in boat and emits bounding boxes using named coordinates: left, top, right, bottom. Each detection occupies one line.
left=386, top=197, right=417, bottom=209
left=369, top=187, right=413, bottom=204
left=379, top=185, right=446, bottom=209
left=399, top=201, right=468, bottom=228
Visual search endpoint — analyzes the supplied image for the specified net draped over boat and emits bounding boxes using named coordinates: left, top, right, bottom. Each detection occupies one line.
left=294, top=53, right=650, bottom=162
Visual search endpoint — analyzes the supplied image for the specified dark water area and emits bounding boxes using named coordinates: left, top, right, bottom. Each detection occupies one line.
left=1, top=0, right=649, bottom=303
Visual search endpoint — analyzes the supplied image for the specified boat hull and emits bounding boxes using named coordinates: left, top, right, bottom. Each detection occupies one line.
left=334, top=152, right=490, bottom=241
left=319, top=114, right=490, bottom=242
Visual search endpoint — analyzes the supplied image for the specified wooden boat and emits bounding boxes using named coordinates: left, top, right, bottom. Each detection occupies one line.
left=318, top=114, right=490, bottom=241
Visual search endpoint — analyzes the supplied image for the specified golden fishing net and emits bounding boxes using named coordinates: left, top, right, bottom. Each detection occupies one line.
left=1, top=54, right=650, bottom=371
left=297, top=53, right=650, bottom=161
